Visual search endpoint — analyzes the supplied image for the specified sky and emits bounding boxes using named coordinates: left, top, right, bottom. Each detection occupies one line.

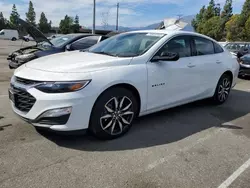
left=0, top=0, right=246, bottom=28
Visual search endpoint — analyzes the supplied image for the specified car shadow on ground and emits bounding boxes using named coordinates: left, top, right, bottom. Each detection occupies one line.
left=38, top=88, right=250, bottom=151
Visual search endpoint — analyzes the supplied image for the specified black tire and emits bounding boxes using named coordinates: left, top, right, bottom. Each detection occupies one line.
left=11, top=37, right=17, bottom=41
left=89, top=87, right=138, bottom=140
left=25, top=38, right=29, bottom=42
left=212, top=73, right=232, bottom=105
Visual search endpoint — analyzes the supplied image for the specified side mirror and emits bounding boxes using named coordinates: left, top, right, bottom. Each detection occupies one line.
left=65, top=44, right=72, bottom=51
left=151, top=52, right=179, bottom=62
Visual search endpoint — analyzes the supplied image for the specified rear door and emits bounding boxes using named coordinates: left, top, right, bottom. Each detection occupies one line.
left=191, top=36, right=224, bottom=93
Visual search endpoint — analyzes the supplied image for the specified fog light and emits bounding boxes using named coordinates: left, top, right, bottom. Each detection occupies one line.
left=39, top=107, right=72, bottom=118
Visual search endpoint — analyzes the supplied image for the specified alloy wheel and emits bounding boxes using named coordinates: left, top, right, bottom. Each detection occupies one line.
left=100, top=96, right=134, bottom=135
left=218, top=77, right=231, bottom=102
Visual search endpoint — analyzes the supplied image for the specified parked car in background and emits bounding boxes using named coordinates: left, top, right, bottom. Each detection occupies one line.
left=7, top=18, right=108, bottom=69
left=218, top=41, right=228, bottom=47
left=47, top=34, right=64, bottom=40
left=9, top=30, right=239, bottom=139
left=224, top=42, right=250, bottom=58
left=22, top=34, right=34, bottom=42
left=238, top=54, right=250, bottom=77
left=0, top=29, right=19, bottom=41
left=65, top=35, right=109, bottom=51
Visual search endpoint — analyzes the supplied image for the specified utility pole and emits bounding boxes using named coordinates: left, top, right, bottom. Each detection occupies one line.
left=92, top=0, right=96, bottom=34
left=116, top=2, right=119, bottom=31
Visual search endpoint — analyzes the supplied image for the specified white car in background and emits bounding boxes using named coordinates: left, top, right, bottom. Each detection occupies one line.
left=9, top=30, right=239, bottom=139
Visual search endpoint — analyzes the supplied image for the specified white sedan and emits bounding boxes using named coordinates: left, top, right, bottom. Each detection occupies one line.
left=9, top=30, right=239, bottom=139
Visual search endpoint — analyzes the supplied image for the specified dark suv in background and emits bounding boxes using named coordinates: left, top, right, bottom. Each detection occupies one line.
left=7, top=18, right=109, bottom=69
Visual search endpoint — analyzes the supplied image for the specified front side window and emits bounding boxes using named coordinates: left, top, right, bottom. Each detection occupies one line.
left=193, top=37, right=214, bottom=56
left=155, top=36, right=191, bottom=58
left=0, top=32, right=4, bottom=35
left=88, top=33, right=165, bottom=57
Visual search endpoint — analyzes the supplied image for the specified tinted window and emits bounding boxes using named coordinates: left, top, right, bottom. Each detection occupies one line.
left=194, top=37, right=214, bottom=55
left=156, top=36, right=191, bottom=58
left=72, top=36, right=100, bottom=50
left=100, top=36, right=109, bottom=41
left=0, top=32, right=4, bottom=35
left=214, top=42, right=224, bottom=53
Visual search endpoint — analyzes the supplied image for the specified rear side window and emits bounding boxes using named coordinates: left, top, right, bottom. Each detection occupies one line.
left=214, top=42, right=224, bottom=53
left=193, top=37, right=214, bottom=56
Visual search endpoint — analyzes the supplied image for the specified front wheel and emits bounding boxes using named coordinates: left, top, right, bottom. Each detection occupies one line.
left=11, top=37, right=17, bottom=41
left=212, top=74, right=232, bottom=104
left=89, top=87, right=138, bottom=140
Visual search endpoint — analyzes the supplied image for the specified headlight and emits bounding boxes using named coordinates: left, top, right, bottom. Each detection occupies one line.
left=15, top=53, right=36, bottom=62
left=35, top=80, right=91, bottom=93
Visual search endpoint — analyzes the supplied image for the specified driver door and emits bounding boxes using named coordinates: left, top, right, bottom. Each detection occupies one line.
left=147, top=35, right=198, bottom=111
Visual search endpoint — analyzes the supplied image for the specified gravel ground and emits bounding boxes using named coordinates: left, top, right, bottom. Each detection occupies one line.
left=0, top=39, right=250, bottom=188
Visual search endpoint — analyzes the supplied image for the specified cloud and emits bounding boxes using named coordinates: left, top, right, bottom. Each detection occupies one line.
left=0, top=0, right=246, bottom=28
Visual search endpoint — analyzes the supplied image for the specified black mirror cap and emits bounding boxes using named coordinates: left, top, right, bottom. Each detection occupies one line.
left=65, top=44, right=72, bottom=51
left=151, top=52, right=179, bottom=62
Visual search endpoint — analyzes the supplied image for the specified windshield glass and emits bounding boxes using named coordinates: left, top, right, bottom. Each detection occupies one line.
left=88, top=32, right=165, bottom=57
left=49, top=35, right=76, bottom=47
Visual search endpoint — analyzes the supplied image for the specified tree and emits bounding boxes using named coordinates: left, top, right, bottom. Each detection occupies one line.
left=214, top=3, right=221, bottom=16
left=71, top=15, right=80, bottom=33
left=245, top=17, right=250, bottom=41
left=192, top=5, right=206, bottom=32
left=0, top=12, right=5, bottom=30
left=59, top=15, right=74, bottom=34
left=26, top=1, right=36, bottom=26
left=202, top=16, right=223, bottom=41
left=239, top=0, right=250, bottom=25
left=9, top=4, right=20, bottom=29
left=225, top=14, right=241, bottom=41
left=204, top=0, right=216, bottom=21
left=221, top=0, right=233, bottom=22
left=74, top=15, right=79, bottom=25
left=38, top=12, right=50, bottom=33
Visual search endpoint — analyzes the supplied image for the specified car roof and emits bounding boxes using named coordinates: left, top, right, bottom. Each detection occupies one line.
left=126, top=29, right=219, bottom=43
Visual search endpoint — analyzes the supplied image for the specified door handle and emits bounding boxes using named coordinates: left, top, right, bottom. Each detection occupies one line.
left=187, top=64, right=196, bottom=68
left=216, top=61, right=222, bottom=64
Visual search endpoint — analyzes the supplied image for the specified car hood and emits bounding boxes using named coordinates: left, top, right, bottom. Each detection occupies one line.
left=18, top=18, right=53, bottom=45
left=25, top=51, right=133, bottom=73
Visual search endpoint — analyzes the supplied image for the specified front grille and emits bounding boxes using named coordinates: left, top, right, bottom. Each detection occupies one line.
left=12, top=86, right=36, bottom=113
left=15, top=76, right=41, bottom=85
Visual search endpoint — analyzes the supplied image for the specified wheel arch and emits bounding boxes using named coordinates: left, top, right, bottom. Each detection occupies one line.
left=222, top=70, right=233, bottom=82
left=92, top=83, right=142, bottom=118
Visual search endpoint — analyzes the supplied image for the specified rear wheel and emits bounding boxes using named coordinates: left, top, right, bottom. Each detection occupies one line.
left=89, top=87, right=138, bottom=140
left=11, top=37, right=17, bottom=41
left=213, top=74, right=232, bottom=104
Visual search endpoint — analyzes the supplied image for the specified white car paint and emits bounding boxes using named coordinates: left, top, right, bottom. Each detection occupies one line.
left=10, top=30, right=239, bottom=132
left=0, top=29, right=18, bottom=40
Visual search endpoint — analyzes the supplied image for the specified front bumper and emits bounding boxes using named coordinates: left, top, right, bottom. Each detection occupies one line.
left=9, top=60, right=21, bottom=69
left=10, top=86, right=97, bottom=131
left=239, top=64, right=250, bottom=76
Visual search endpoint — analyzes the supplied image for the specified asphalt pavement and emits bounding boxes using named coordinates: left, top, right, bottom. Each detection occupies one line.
left=0, top=39, right=250, bottom=188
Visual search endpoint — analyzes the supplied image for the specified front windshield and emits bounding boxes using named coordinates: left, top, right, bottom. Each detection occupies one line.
left=88, top=32, right=165, bottom=57
left=50, top=35, right=76, bottom=47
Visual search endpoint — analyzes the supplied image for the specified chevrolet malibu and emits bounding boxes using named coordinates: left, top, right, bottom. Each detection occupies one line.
left=9, top=30, right=239, bottom=139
